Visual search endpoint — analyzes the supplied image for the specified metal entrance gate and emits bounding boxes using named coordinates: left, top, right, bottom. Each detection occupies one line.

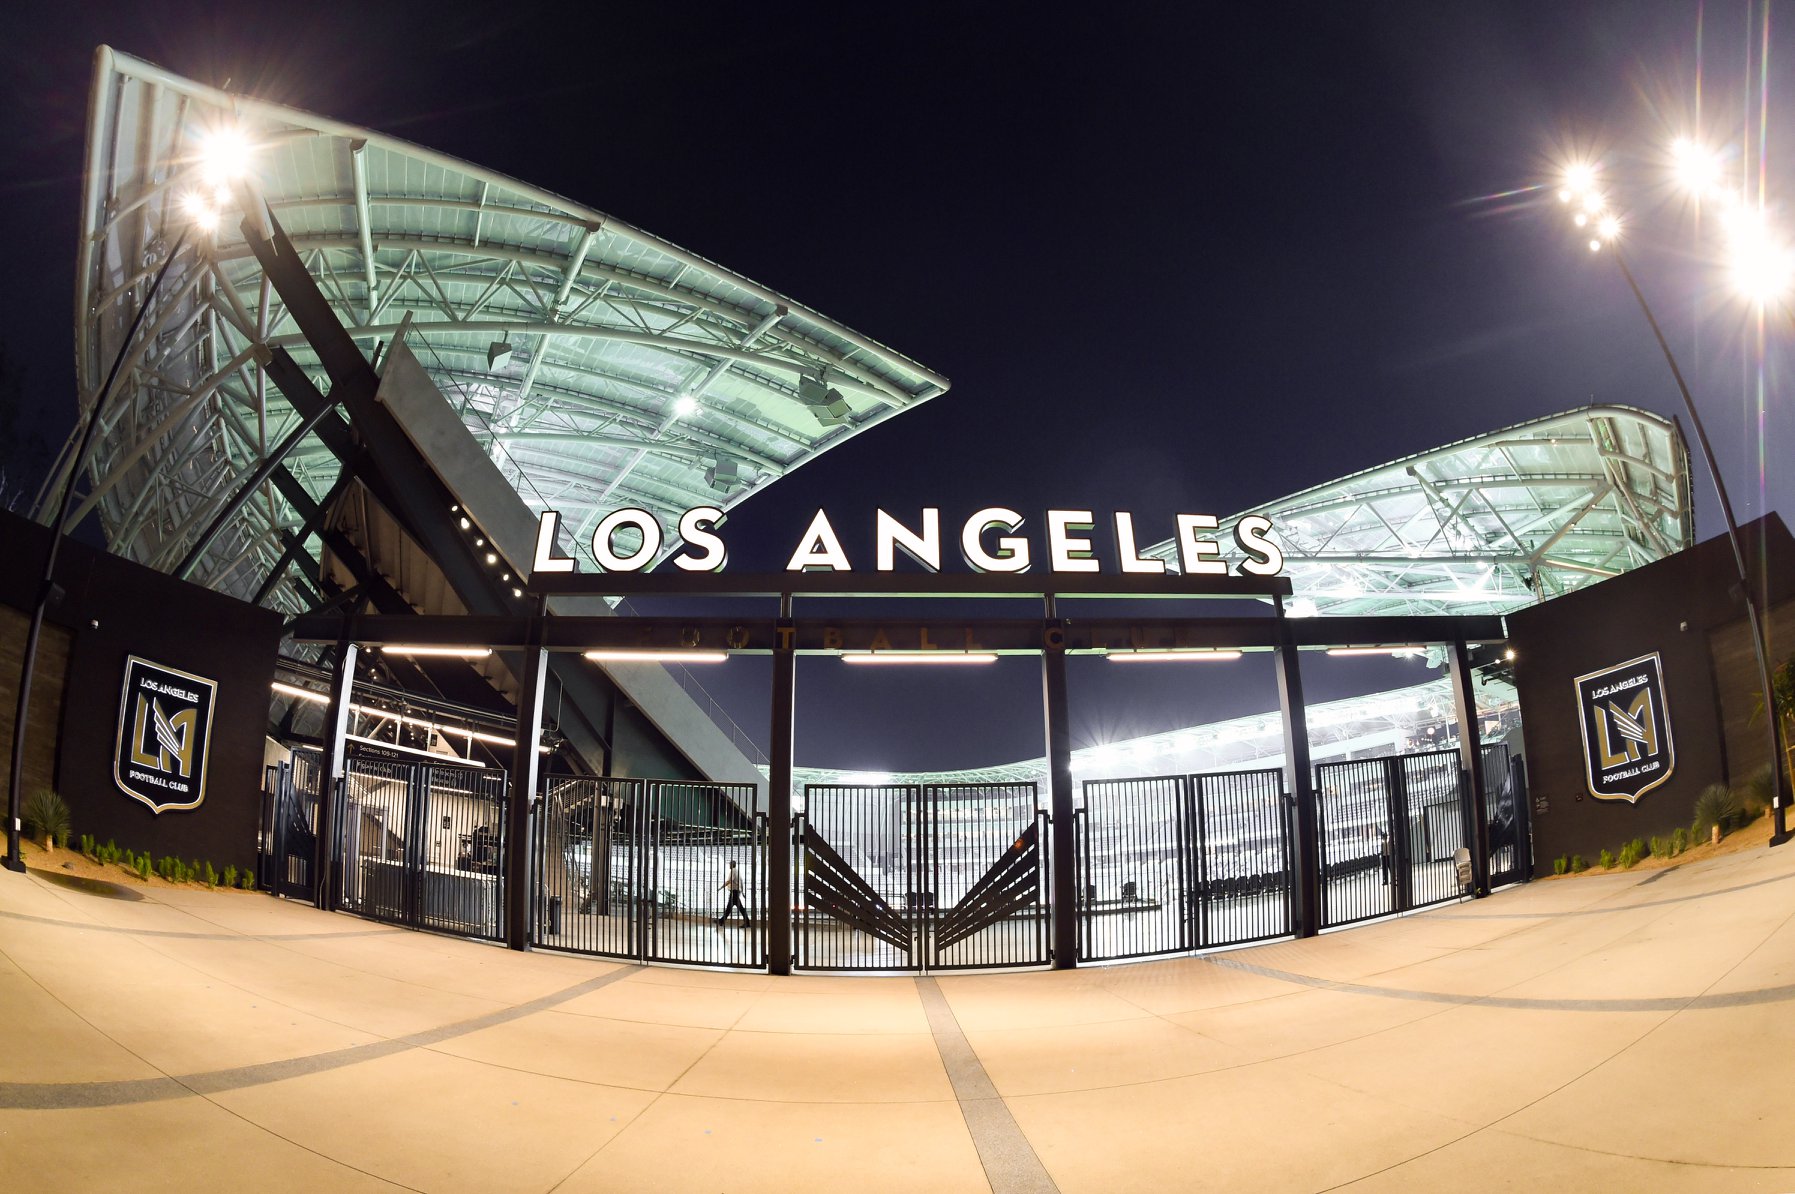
left=795, top=782, right=1049, bottom=972
left=1076, top=768, right=1292, bottom=963
left=337, top=753, right=508, bottom=940
left=1315, top=746, right=1483, bottom=928
left=261, top=750, right=322, bottom=900
left=532, top=775, right=765, bottom=969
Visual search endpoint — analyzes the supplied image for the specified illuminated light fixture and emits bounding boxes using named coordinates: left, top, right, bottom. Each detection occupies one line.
left=1326, top=646, right=1424, bottom=657
left=1107, top=650, right=1243, bottom=663
left=1557, top=188, right=1572, bottom=203
left=1588, top=238, right=1602, bottom=253
left=179, top=189, right=220, bottom=233
left=840, top=652, right=999, bottom=665
left=459, top=517, right=471, bottom=530
left=512, top=587, right=524, bottom=598
left=487, top=340, right=513, bottom=370
left=271, top=680, right=328, bottom=705
left=1563, top=162, right=1595, bottom=196
left=584, top=649, right=728, bottom=663
left=197, top=125, right=254, bottom=186
left=672, top=394, right=699, bottom=418
left=1504, top=648, right=1518, bottom=661
left=1572, top=212, right=1588, bottom=228
left=474, top=537, right=485, bottom=546
left=796, top=374, right=850, bottom=427
left=485, top=552, right=499, bottom=565
left=1597, top=215, right=1621, bottom=241
left=1670, top=137, right=1722, bottom=194
left=380, top=645, right=493, bottom=658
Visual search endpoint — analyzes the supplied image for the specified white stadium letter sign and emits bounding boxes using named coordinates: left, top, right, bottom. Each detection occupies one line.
left=1046, top=509, right=1100, bottom=573
left=1233, top=514, right=1285, bottom=576
left=1174, top=513, right=1227, bottom=575
left=674, top=506, right=728, bottom=572
left=1112, top=512, right=1166, bottom=575
left=875, top=508, right=943, bottom=572
left=960, top=507, right=1031, bottom=573
left=787, top=509, right=853, bottom=571
left=532, top=510, right=578, bottom=575
left=590, top=507, right=662, bottom=571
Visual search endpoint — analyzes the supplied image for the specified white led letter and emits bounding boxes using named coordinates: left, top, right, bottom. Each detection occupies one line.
left=1112, top=512, right=1166, bottom=575
left=1233, top=514, right=1285, bottom=576
left=787, top=509, right=852, bottom=571
left=590, top=508, right=662, bottom=572
left=875, top=508, right=942, bottom=572
left=531, top=510, right=577, bottom=575
left=960, top=507, right=1031, bottom=573
left=1175, top=514, right=1226, bottom=575
left=1046, top=509, right=1100, bottom=573
left=673, top=506, right=728, bottom=572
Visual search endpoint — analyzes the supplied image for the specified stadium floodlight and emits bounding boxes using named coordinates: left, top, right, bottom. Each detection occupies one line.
left=486, top=340, right=513, bottom=370
left=1670, top=137, right=1722, bottom=195
left=197, top=125, right=254, bottom=186
left=672, top=394, right=699, bottom=418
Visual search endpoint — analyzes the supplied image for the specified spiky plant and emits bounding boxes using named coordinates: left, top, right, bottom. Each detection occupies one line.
left=1692, top=782, right=1742, bottom=844
left=22, top=788, right=71, bottom=851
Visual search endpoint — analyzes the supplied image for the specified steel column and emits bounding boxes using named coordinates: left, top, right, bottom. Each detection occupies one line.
left=505, top=602, right=549, bottom=950
left=1041, top=612, right=1077, bottom=969
left=315, top=640, right=357, bottom=910
left=1274, top=600, right=1320, bottom=937
left=1446, top=638, right=1492, bottom=897
left=766, top=596, right=796, bottom=976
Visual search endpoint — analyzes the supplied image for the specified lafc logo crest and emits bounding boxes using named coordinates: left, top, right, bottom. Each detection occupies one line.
left=113, top=656, right=217, bottom=813
left=1574, top=652, right=1675, bottom=803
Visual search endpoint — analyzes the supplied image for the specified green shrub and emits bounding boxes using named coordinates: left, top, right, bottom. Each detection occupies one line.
left=1553, top=856, right=1568, bottom=876
left=135, top=855, right=151, bottom=881
left=79, top=833, right=96, bottom=857
left=239, top=867, right=256, bottom=891
left=22, top=787, right=72, bottom=850
left=204, top=862, right=218, bottom=889
left=1692, top=783, right=1742, bottom=841
left=1737, top=765, right=1775, bottom=821
left=1649, top=835, right=1670, bottom=859
left=1598, top=848, right=1614, bottom=870
left=1570, top=854, right=1589, bottom=873
left=1617, top=839, right=1644, bottom=868
left=223, top=865, right=237, bottom=889
left=100, top=840, right=119, bottom=864
left=1672, top=827, right=1687, bottom=855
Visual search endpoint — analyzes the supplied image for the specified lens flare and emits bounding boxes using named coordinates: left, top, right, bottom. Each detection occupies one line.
left=197, top=126, right=254, bottom=185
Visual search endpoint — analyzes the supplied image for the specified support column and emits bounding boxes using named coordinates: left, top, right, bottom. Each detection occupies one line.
left=766, top=595, right=796, bottom=976
left=1274, top=602, right=1319, bottom=937
left=1041, top=610, right=1077, bottom=969
left=1447, top=637, right=1492, bottom=897
left=506, top=601, right=549, bottom=950
left=315, top=640, right=357, bottom=910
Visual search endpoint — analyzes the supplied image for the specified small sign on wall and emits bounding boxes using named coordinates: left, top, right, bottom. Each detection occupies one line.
left=113, top=655, right=217, bottom=814
left=1574, top=652, right=1675, bottom=803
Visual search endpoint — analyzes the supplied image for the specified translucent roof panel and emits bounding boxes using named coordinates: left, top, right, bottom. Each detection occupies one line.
left=63, top=48, right=948, bottom=611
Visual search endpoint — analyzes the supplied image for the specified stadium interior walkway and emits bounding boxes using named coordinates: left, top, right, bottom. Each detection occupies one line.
left=2, top=834, right=1792, bottom=1193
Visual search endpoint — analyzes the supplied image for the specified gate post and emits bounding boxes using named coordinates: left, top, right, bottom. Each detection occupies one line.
left=314, top=639, right=357, bottom=911
left=1447, top=637, right=1491, bottom=898
left=1041, top=610, right=1078, bottom=969
left=1384, top=755, right=1411, bottom=913
left=1274, top=601, right=1320, bottom=937
left=766, top=596, right=796, bottom=976
left=505, top=602, right=549, bottom=950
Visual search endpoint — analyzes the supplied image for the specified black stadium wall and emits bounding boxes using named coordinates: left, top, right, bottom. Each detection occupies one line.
left=1, top=510, right=282, bottom=867
left=1507, top=515, right=1795, bottom=872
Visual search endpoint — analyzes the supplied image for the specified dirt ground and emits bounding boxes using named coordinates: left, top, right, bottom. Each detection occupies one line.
left=1539, top=808, right=1783, bottom=880
left=17, top=836, right=260, bottom=893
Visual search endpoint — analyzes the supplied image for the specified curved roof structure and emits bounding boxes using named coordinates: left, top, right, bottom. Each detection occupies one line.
left=57, top=47, right=947, bottom=609
left=1145, top=405, right=1691, bottom=618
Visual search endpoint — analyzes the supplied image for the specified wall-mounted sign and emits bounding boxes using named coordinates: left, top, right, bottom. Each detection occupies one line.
left=531, top=506, right=1284, bottom=579
left=1574, top=652, right=1675, bottom=803
left=113, top=655, right=218, bottom=814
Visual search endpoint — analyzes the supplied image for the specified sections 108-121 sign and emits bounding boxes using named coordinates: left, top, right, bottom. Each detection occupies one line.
left=530, top=506, right=1285, bottom=578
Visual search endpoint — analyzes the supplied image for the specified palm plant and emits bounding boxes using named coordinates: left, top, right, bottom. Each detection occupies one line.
left=22, top=788, right=71, bottom=851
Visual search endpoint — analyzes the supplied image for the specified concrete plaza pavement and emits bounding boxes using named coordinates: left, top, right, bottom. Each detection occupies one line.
left=2, top=835, right=1792, bottom=1192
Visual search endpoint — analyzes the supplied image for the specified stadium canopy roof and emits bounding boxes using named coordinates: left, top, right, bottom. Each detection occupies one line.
left=1145, top=404, right=1692, bottom=619
left=56, top=47, right=948, bottom=610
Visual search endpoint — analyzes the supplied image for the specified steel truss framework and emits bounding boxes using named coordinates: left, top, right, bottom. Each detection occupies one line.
left=60, top=48, right=947, bottom=617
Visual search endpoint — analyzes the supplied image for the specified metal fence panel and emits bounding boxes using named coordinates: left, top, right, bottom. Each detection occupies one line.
left=533, top=775, right=644, bottom=958
left=643, top=781, right=764, bottom=969
left=1077, top=776, right=1191, bottom=962
left=796, top=784, right=917, bottom=972
left=1481, top=744, right=1527, bottom=886
left=1399, top=749, right=1468, bottom=910
left=416, top=763, right=507, bottom=940
left=1194, top=767, right=1294, bottom=947
left=338, top=756, right=417, bottom=926
left=925, top=783, right=1048, bottom=970
left=1314, top=757, right=1398, bottom=928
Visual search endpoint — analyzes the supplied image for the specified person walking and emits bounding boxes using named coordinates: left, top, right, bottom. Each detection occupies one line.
left=715, top=860, right=749, bottom=927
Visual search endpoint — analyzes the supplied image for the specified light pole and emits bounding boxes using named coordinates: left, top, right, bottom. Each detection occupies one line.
left=1556, top=156, right=1791, bottom=846
left=4, top=134, right=249, bottom=873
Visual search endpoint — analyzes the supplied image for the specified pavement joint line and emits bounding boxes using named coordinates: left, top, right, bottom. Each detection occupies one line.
left=0, top=907, right=400, bottom=941
left=1203, top=955, right=1795, bottom=1013
left=916, top=976, right=1059, bottom=1194
left=0, top=961, right=643, bottom=1110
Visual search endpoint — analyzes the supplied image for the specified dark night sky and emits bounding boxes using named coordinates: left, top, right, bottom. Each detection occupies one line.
left=0, top=2, right=1788, bottom=771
